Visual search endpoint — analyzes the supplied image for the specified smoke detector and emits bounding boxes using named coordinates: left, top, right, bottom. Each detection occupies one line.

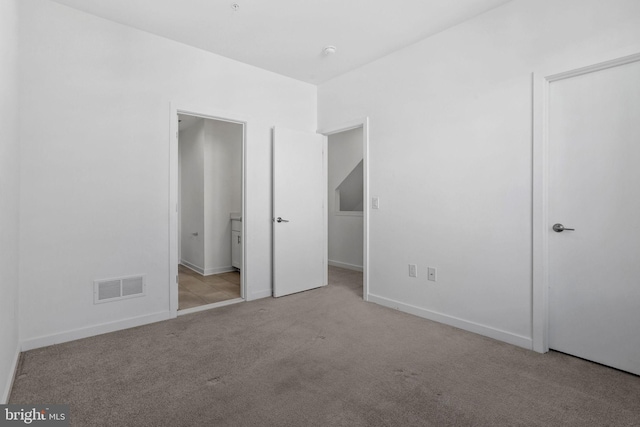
left=323, top=46, right=337, bottom=56
left=231, top=3, right=240, bottom=11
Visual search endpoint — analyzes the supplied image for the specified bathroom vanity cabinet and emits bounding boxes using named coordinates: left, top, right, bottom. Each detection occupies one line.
left=231, top=217, right=242, bottom=269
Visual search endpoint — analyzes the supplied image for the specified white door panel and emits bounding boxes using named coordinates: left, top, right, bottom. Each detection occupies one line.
left=273, top=127, right=326, bottom=297
left=548, top=59, right=640, bottom=375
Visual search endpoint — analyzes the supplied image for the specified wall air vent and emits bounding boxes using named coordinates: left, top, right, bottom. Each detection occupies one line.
left=94, top=275, right=146, bottom=304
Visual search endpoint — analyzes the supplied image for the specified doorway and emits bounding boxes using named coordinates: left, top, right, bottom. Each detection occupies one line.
left=175, top=113, right=245, bottom=313
left=321, top=119, right=369, bottom=300
left=533, top=53, right=640, bottom=375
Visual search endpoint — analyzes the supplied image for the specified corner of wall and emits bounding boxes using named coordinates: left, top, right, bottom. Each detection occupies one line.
left=0, top=0, right=22, bottom=405
left=1, top=348, right=21, bottom=404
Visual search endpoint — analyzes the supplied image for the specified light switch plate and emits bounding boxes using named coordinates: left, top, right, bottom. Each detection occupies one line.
left=428, top=267, right=437, bottom=282
left=409, top=264, right=417, bottom=278
left=372, top=197, right=379, bottom=209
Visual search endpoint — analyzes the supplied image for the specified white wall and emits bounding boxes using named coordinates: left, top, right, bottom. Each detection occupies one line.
left=318, top=0, right=640, bottom=348
left=203, top=120, right=242, bottom=273
left=0, top=0, right=21, bottom=403
left=18, top=0, right=316, bottom=347
left=179, top=119, right=205, bottom=270
left=328, top=128, right=363, bottom=271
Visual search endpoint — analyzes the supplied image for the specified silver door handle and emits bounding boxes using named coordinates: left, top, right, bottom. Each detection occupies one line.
left=275, top=217, right=290, bottom=223
left=553, top=223, right=575, bottom=232
left=192, top=232, right=199, bottom=236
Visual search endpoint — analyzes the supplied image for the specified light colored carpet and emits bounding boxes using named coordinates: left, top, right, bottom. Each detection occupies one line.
left=10, top=267, right=640, bottom=426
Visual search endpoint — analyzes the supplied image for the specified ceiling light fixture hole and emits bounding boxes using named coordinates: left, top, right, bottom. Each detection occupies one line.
left=231, top=3, right=240, bottom=12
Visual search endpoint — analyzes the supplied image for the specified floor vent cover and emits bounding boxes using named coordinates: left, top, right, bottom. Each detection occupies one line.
left=94, top=275, right=146, bottom=304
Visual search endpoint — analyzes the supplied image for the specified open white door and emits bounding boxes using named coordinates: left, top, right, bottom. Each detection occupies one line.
left=548, top=58, right=640, bottom=375
left=273, top=127, right=326, bottom=297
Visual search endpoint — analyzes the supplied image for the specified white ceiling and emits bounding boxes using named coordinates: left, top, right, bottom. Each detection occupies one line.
left=49, top=0, right=512, bottom=84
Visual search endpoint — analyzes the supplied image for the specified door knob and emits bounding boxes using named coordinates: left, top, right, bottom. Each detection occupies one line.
left=275, top=217, right=290, bottom=223
left=553, top=223, right=575, bottom=232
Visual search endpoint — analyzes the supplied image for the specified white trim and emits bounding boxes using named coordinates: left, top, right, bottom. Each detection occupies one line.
left=532, top=52, right=640, bottom=354
left=271, top=127, right=276, bottom=295
left=328, top=260, right=363, bottom=272
left=180, top=261, right=236, bottom=276
left=20, top=311, right=172, bottom=352
left=532, top=71, right=549, bottom=353
left=546, top=52, right=640, bottom=82
left=323, top=135, right=329, bottom=287
left=240, top=112, right=247, bottom=301
left=170, top=103, right=248, bottom=316
left=319, top=117, right=370, bottom=302
left=249, top=289, right=272, bottom=300
left=317, top=118, right=367, bottom=135
left=177, top=298, right=243, bottom=316
left=204, top=266, right=236, bottom=276
left=369, top=294, right=533, bottom=350
left=179, top=260, right=205, bottom=275
left=2, top=345, right=21, bottom=404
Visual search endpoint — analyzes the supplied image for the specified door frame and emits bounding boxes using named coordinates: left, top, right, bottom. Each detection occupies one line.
left=532, top=52, right=640, bottom=353
left=169, top=102, right=248, bottom=316
left=318, top=117, right=370, bottom=301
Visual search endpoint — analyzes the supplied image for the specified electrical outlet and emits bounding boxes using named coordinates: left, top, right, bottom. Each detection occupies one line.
left=428, top=267, right=437, bottom=282
left=409, top=264, right=417, bottom=278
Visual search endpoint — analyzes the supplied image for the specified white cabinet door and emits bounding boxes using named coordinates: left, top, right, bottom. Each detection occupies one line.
left=273, top=127, right=326, bottom=297
left=231, top=230, right=241, bottom=269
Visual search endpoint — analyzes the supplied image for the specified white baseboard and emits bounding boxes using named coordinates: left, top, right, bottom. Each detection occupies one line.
left=180, top=261, right=235, bottom=276
left=180, top=260, right=204, bottom=275
left=2, top=345, right=21, bottom=404
left=177, top=298, right=244, bottom=316
left=21, top=311, right=173, bottom=352
left=203, top=266, right=235, bottom=276
left=248, top=289, right=272, bottom=301
left=367, top=293, right=533, bottom=350
left=328, top=260, right=363, bottom=272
